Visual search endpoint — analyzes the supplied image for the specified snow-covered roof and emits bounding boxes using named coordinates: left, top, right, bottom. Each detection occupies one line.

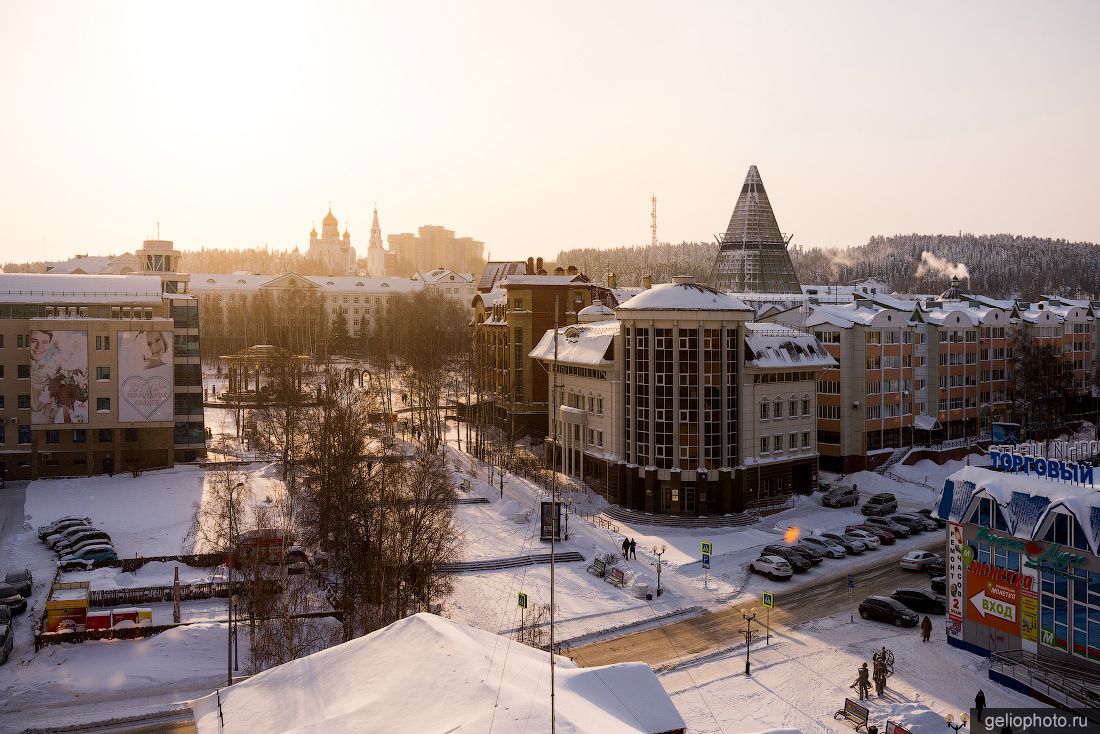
left=0, top=273, right=164, bottom=304
left=477, top=261, right=527, bottom=292
left=413, top=268, right=475, bottom=284
left=937, top=466, right=1100, bottom=553
left=45, top=253, right=138, bottom=275
left=744, top=323, right=837, bottom=370
left=805, top=302, right=898, bottom=328
left=499, top=274, right=589, bottom=287
left=530, top=320, right=618, bottom=367
left=913, top=414, right=940, bottom=431
left=473, top=287, right=507, bottom=310
left=617, top=283, right=752, bottom=313
left=190, top=612, right=685, bottom=734
left=188, top=273, right=423, bottom=294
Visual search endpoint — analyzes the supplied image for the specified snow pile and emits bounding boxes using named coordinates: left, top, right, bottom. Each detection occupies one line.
left=616, top=282, right=752, bottom=312
left=190, top=613, right=685, bottom=734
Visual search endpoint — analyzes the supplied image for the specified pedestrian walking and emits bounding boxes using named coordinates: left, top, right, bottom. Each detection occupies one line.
left=975, top=688, right=986, bottom=720
left=622, top=538, right=630, bottom=558
left=629, top=538, right=637, bottom=559
left=857, top=662, right=871, bottom=700
left=921, top=615, right=932, bottom=642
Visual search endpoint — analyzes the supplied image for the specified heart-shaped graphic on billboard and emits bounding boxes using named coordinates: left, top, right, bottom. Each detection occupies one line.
left=121, top=376, right=172, bottom=420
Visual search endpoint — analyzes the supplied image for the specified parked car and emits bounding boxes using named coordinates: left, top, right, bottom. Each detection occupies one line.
left=891, top=588, right=947, bottom=614
left=749, top=555, right=794, bottom=579
left=859, top=595, right=920, bottom=627
left=822, top=486, right=860, bottom=508
left=3, top=569, right=32, bottom=598
left=930, top=576, right=946, bottom=595
left=0, top=604, right=10, bottom=625
left=800, top=536, right=847, bottom=559
left=0, top=584, right=27, bottom=614
left=54, top=530, right=113, bottom=553
left=819, top=533, right=867, bottom=554
left=846, top=524, right=897, bottom=544
left=286, top=546, right=309, bottom=575
left=862, top=516, right=912, bottom=538
left=0, top=622, right=12, bottom=665
left=900, top=550, right=942, bottom=571
left=894, top=512, right=937, bottom=532
left=861, top=493, right=898, bottom=517
left=59, top=538, right=116, bottom=558
left=38, top=517, right=92, bottom=542
left=842, top=528, right=882, bottom=549
left=58, top=545, right=119, bottom=571
left=761, top=545, right=812, bottom=573
left=889, top=514, right=926, bottom=534
left=46, top=524, right=107, bottom=549
left=917, top=508, right=947, bottom=528
left=925, top=558, right=947, bottom=577
left=791, top=542, right=826, bottom=563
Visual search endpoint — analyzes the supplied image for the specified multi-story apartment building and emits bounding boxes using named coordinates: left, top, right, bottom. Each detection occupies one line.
left=387, top=225, right=485, bottom=275
left=0, top=238, right=205, bottom=479
left=532, top=278, right=835, bottom=515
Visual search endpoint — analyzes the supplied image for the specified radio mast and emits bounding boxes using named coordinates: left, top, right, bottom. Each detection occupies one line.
left=650, top=194, right=657, bottom=248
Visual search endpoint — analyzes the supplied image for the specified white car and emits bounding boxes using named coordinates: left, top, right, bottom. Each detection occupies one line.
left=749, top=555, right=794, bottom=579
left=844, top=529, right=882, bottom=549
left=800, top=536, right=847, bottom=559
left=900, top=550, right=941, bottom=571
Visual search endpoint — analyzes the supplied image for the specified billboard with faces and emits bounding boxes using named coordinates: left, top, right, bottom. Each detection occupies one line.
left=118, top=331, right=174, bottom=422
left=30, top=329, right=89, bottom=424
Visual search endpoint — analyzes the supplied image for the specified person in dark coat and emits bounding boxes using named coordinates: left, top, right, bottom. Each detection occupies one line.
left=629, top=538, right=637, bottom=559
left=921, top=615, right=932, bottom=642
left=857, top=662, right=871, bottom=700
left=975, top=688, right=986, bottom=719
left=622, top=538, right=630, bottom=557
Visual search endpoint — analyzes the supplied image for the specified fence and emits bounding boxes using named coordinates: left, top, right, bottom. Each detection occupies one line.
left=89, top=581, right=232, bottom=608
left=119, top=552, right=224, bottom=573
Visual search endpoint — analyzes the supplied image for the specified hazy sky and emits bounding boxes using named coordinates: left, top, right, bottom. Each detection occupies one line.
left=1, top=1, right=1098, bottom=264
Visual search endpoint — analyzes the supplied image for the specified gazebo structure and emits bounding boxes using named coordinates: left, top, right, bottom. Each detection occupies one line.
left=220, top=345, right=310, bottom=402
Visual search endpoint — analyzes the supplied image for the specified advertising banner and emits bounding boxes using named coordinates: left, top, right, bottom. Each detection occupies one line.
left=1021, top=591, right=1039, bottom=643
left=118, top=331, right=173, bottom=422
left=947, top=522, right=966, bottom=626
left=30, top=329, right=89, bottom=424
left=967, top=570, right=1021, bottom=637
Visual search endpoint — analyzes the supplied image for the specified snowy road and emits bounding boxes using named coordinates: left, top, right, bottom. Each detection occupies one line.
left=570, top=540, right=943, bottom=668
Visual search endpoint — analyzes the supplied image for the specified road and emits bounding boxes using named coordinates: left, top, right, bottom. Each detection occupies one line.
left=569, top=540, right=944, bottom=668
left=0, top=480, right=27, bottom=549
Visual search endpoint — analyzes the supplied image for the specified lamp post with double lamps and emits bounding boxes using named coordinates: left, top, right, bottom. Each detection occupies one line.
left=651, top=545, right=667, bottom=597
left=945, top=713, right=969, bottom=733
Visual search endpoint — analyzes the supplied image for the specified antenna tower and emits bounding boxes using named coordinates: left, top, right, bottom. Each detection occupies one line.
left=650, top=194, right=657, bottom=248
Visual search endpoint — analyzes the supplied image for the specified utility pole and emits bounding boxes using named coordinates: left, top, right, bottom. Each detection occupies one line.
left=549, top=295, right=559, bottom=734
left=741, top=610, right=757, bottom=676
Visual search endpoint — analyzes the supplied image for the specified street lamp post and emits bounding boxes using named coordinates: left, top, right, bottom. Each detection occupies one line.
left=652, top=545, right=667, bottom=597
left=945, top=713, right=969, bottom=733
left=231, top=594, right=239, bottom=671
left=227, top=481, right=243, bottom=687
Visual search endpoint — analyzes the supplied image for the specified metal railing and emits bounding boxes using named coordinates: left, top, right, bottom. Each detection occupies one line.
left=990, top=649, right=1100, bottom=718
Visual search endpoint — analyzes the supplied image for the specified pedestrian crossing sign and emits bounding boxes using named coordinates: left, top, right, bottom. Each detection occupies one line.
left=700, top=541, right=713, bottom=555
left=518, top=592, right=527, bottom=609
left=762, top=591, right=774, bottom=608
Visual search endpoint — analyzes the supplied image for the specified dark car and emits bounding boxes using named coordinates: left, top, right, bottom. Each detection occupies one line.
left=863, top=516, right=912, bottom=538
left=846, top=524, right=897, bottom=545
left=925, top=558, right=946, bottom=577
left=0, top=584, right=27, bottom=615
left=37, top=516, right=92, bottom=540
left=859, top=595, right=920, bottom=627
left=54, top=531, right=113, bottom=554
left=792, top=542, right=826, bottom=563
left=822, top=486, right=860, bottom=508
left=930, top=576, right=946, bottom=595
left=891, top=588, right=947, bottom=614
left=917, top=508, right=947, bottom=528
left=46, top=524, right=107, bottom=549
left=894, top=512, right=937, bottom=532
left=761, top=545, right=812, bottom=573
left=0, top=621, right=12, bottom=665
left=888, top=514, right=926, bottom=534
left=861, top=493, right=898, bottom=517
left=3, top=570, right=31, bottom=598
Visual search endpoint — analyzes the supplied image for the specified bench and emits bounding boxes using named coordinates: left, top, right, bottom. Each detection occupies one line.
left=606, top=567, right=626, bottom=587
left=833, top=698, right=868, bottom=731
left=587, top=558, right=608, bottom=578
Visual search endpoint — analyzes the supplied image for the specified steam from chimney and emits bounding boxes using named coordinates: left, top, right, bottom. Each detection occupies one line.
left=916, top=251, right=969, bottom=280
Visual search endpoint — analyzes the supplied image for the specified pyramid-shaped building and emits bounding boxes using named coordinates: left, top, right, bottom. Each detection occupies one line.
left=706, top=165, right=802, bottom=293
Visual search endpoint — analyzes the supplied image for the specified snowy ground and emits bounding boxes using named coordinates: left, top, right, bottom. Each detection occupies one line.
left=664, top=609, right=1040, bottom=733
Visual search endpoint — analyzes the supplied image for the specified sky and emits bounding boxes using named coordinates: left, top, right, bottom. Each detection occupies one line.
left=1, top=1, right=1098, bottom=264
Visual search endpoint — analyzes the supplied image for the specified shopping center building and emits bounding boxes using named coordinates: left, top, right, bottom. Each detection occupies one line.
left=937, top=460, right=1100, bottom=709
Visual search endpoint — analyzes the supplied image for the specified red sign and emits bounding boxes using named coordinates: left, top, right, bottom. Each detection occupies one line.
left=967, top=570, right=1020, bottom=637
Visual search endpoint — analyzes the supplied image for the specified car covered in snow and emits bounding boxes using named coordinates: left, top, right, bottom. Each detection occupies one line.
left=38, top=517, right=92, bottom=542
left=53, top=530, right=113, bottom=554
left=818, top=532, right=868, bottom=554
left=821, top=486, right=860, bottom=508
left=860, top=493, right=898, bottom=517
left=799, top=536, right=847, bottom=559
left=900, top=550, right=941, bottom=571
left=842, top=528, right=882, bottom=549
left=45, top=524, right=107, bottom=549
left=0, top=584, right=27, bottom=615
left=748, top=555, right=794, bottom=579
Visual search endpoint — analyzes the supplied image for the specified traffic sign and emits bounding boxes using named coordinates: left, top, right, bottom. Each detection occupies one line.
left=701, top=553, right=711, bottom=569
left=762, top=591, right=774, bottom=609
left=518, top=592, right=528, bottom=609
left=701, top=541, right=713, bottom=556
left=847, top=573, right=854, bottom=590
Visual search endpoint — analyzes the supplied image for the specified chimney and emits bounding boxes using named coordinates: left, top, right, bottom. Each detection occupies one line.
left=607, top=273, right=617, bottom=289
left=567, top=265, right=578, bottom=275
left=642, top=274, right=652, bottom=290
left=536, top=256, right=544, bottom=273
left=526, top=257, right=535, bottom=275
left=554, top=266, right=565, bottom=275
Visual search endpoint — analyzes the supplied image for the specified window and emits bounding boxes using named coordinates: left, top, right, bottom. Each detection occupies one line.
left=45, top=430, right=60, bottom=444
left=98, top=429, right=113, bottom=443
left=818, top=404, right=840, bottom=420
left=0, top=365, right=4, bottom=378
left=773, top=434, right=783, bottom=452
left=18, top=425, right=31, bottom=444
left=789, top=398, right=798, bottom=417
left=17, top=364, right=29, bottom=379
left=760, top=401, right=769, bottom=420
left=96, top=366, right=110, bottom=381
left=802, top=397, right=810, bottom=416
left=773, top=398, right=783, bottom=419
left=18, top=394, right=30, bottom=410
left=73, top=429, right=86, bottom=444
left=16, top=334, right=26, bottom=348
left=96, top=397, right=111, bottom=412
left=802, top=431, right=811, bottom=448
left=789, top=432, right=798, bottom=449
left=818, top=380, right=840, bottom=394
left=95, top=335, right=110, bottom=351
left=0, top=425, right=4, bottom=443
left=760, top=436, right=769, bottom=455
left=867, top=405, right=881, bottom=419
